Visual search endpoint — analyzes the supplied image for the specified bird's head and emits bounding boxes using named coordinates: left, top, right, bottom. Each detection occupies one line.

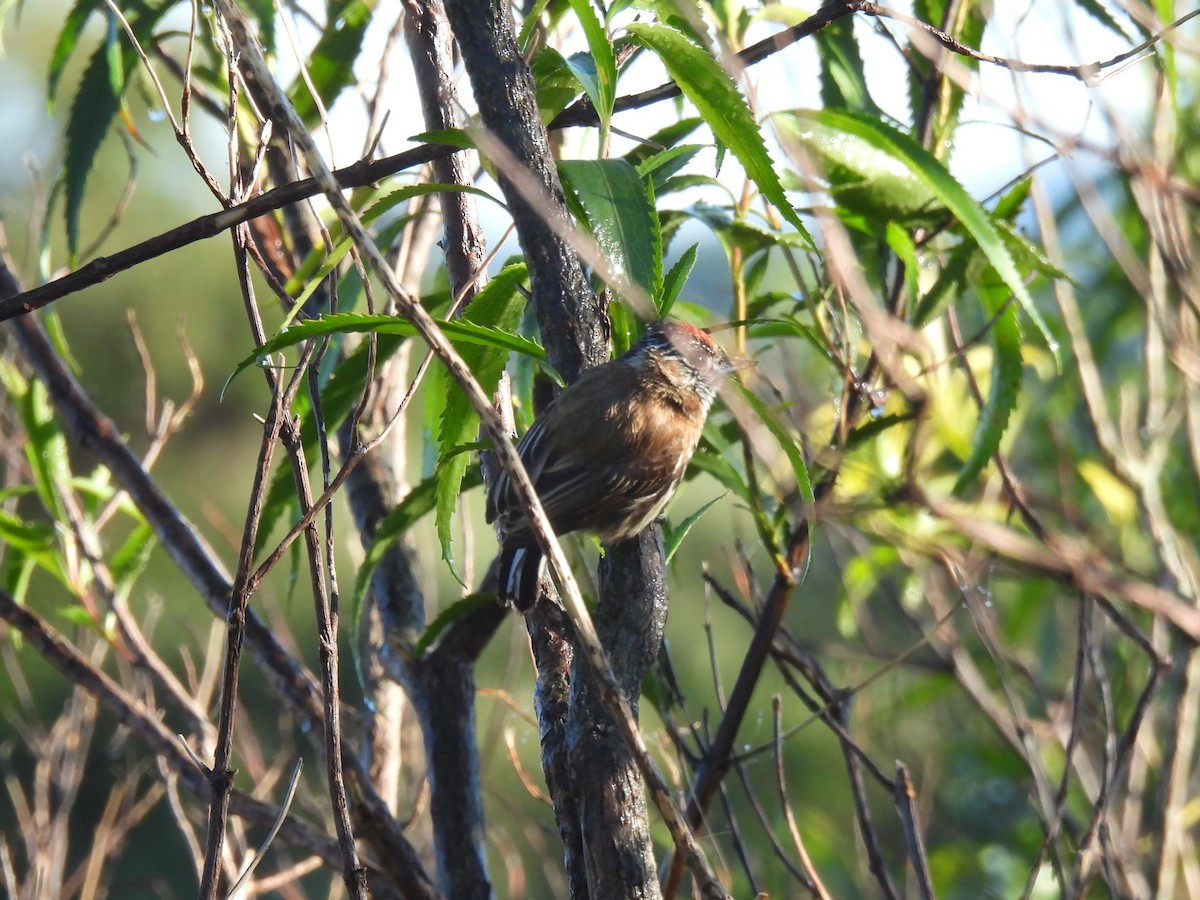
left=632, top=321, right=744, bottom=409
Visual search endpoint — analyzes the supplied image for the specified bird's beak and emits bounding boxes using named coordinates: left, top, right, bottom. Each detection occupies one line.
left=722, top=353, right=756, bottom=374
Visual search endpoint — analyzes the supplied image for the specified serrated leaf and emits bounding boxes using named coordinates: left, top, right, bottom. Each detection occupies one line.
left=281, top=182, right=501, bottom=327
left=518, top=0, right=557, bottom=50
left=815, top=17, right=878, bottom=114
left=287, top=0, right=374, bottom=127
left=435, top=265, right=530, bottom=577
left=636, top=143, right=705, bottom=193
left=793, top=108, right=1059, bottom=361
left=559, top=159, right=661, bottom=304
left=253, top=333, right=409, bottom=556
left=678, top=201, right=808, bottom=261
left=62, top=3, right=166, bottom=256
left=993, top=176, right=1032, bottom=220
left=625, top=23, right=811, bottom=245
left=952, top=273, right=1024, bottom=495
left=907, top=1, right=984, bottom=155
left=350, top=469, right=485, bottom=656
left=658, top=173, right=732, bottom=200
left=746, top=317, right=840, bottom=366
left=64, top=34, right=122, bottom=256
left=228, top=311, right=544, bottom=393
left=658, top=243, right=698, bottom=316
left=912, top=241, right=974, bottom=327
left=48, top=0, right=102, bottom=101
left=774, top=110, right=942, bottom=222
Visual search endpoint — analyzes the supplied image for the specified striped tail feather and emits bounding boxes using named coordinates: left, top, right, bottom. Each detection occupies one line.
left=497, top=545, right=547, bottom=610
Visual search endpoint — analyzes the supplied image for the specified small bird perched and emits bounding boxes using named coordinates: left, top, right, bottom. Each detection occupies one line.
left=486, top=321, right=738, bottom=609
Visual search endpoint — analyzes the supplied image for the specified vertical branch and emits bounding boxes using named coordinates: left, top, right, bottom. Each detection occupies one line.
left=280, top=418, right=367, bottom=896
left=893, top=764, right=933, bottom=900
left=440, top=0, right=604, bottom=379
left=569, top=530, right=670, bottom=899
left=197, top=357, right=286, bottom=899
left=403, top=0, right=490, bottom=303
left=526, top=603, right=588, bottom=897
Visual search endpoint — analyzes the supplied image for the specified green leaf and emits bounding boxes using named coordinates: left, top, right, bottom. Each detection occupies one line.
left=63, top=29, right=123, bottom=256
left=281, top=182, right=501, bottom=327
left=912, top=241, right=974, bottom=327
left=952, top=275, right=1024, bottom=495
left=350, top=469, right=484, bottom=651
left=791, top=108, right=1059, bottom=360
left=773, top=110, right=942, bottom=222
left=414, top=593, right=495, bottom=657
left=600, top=297, right=632, bottom=356
left=745, top=316, right=840, bottom=367
left=676, top=202, right=808, bottom=262
left=885, top=221, right=921, bottom=311
left=663, top=494, right=725, bottom=563
left=352, top=475, right=438, bottom=629
left=435, top=265, right=530, bottom=578
left=621, top=117, right=704, bottom=169
left=559, top=159, right=661, bottom=305
left=1074, top=0, right=1143, bottom=41
left=992, top=176, right=1033, bottom=220
left=636, top=144, right=705, bottom=193
left=0, top=504, right=57, bottom=555
left=228, top=311, right=544, bottom=393
left=518, top=0, right=557, bottom=50
left=565, top=0, right=616, bottom=142
left=532, top=48, right=586, bottom=124
left=48, top=0, right=102, bottom=102
left=252, top=333, right=408, bottom=556
left=22, top=379, right=71, bottom=522
left=409, top=128, right=476, bottom=149
left=658, top=243, right=698, bottom=316
left=815, top=17, right=878, bottom=114
left=287, top=0, right=374, bottom=127
left=242, top=0, right=277, bottom=53
left=61, top=3, right=166, bottom=256
left=689, top=444, right=750, bottom=504
left=109, top=521, right=156, bottom=597
left=736, top=381, right=814, bottom=509
left=625, top=23, right=811, bottom=244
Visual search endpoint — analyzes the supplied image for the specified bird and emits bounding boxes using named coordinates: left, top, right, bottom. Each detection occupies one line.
left=485, top=320, right=739, bottom=609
